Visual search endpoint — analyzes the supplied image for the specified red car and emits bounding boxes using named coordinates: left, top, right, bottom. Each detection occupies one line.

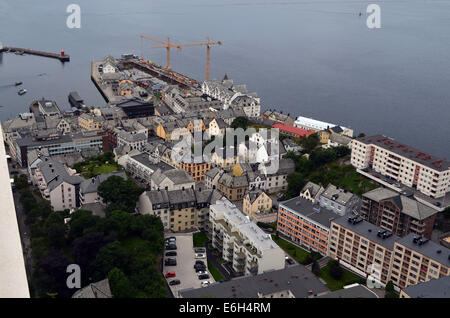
left=165, top=272, right=176, bottom=278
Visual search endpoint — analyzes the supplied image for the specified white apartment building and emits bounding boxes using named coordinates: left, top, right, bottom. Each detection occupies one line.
left=210, top=199, right=285, bottom=276
left=351, top=135, right=450, bottom=198
left=32, top=157, right=83, bottom=211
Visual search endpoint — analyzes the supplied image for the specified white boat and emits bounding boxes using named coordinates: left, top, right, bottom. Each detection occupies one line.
left=18, top=89, right=27, bottom=95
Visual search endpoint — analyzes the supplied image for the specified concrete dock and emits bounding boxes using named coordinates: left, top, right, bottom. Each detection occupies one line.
left=0, top=46, right=70, bottom=62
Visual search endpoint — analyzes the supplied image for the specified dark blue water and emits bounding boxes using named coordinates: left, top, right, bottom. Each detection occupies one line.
left=0, top=0, right=449, bottom=158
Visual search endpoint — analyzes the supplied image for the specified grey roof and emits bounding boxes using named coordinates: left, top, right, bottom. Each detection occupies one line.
left=80, top=171, right=127, bottom=194
left=167, top=188, right=196, bottom=204
left=117, top=130, right=146, bottom=143
left=315, top=284, right=378, bottom=298
left=37, top=157, right=83, bottom=191
left=245, top=189, right=267, bottom=204
left=357, top=134, right=450, bottom=171
left=301, top=181, right=324, bottom=198
left=280, top=196, right=342, bottom=229
left=130, top=153, right=174, bottom=172
left=205, top=167, right=222, bottom=179
left=72, top=279, right=112, bottom=298
left=329, top=133, right=352, bottom=145
left=402, top=276, right=450, bottom=298
left=363, top=188, right=437, bottom=220
left=154, top=169, right=194, bottom=186
left=218, top=173, right=249, bottom=188
left=321, top=184, right=356, bottom=206
left=16, top=133, right=73, bottom=148
left=179, top=265, right=328, bottom=298
left=396, top=233, right=450, bottom=267
left=332, top=215, right=400, bottom=250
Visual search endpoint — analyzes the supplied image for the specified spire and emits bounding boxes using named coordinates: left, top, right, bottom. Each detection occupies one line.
left=223, top=73, right=228, bottom=81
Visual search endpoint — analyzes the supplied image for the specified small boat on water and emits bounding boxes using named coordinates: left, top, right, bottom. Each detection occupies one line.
left=15, top=81, right=23, bottom=86
left=18, top=89, right=27, bottom=95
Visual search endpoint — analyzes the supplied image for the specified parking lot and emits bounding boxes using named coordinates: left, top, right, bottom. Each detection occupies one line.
left=163, top=233, right=215, bottom=297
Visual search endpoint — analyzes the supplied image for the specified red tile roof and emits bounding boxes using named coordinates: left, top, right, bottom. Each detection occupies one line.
left=272, top=122, right=314, bottom=138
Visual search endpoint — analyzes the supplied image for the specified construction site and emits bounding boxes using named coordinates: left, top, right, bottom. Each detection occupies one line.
left=91, top=35, right=222, bottom=105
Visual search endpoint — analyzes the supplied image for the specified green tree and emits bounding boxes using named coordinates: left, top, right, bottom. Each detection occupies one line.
left=328, top=260, right=343, bottom=280
left=68, top=210, right=102, bottom=241
left=299, top=133, right=319, bottom=153
left=286, top=172, right=306, bottom=198
left=14, top=174, right=29, bottom=190
left=108, top=268, right=139, bottom=298
left=312, top=260, right=321, bottom=276
left=98, top=176, right=144, bottom=213
left=230, top=117, right=249, bottom=130
left=91, top=241, right=128, bottom=282
left=43, top=212, right=66, bottom=248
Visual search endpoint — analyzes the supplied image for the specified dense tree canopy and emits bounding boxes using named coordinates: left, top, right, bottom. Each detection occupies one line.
left=98, top=176, right=144, bottom=213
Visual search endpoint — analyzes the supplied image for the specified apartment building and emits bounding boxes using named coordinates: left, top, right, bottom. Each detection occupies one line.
left=328, top=215, right=398, bottom=286
left=390, top=234, right=450, bottom=290
left=242, top=190, right=273, bottom=222
left=277, top=196, right=338, bottom=255
left=150, top=169, right=195, bottom=191
left=177, top=161, right=211, bottom=182
left=210, top=200, right=285, bottom=276
left=78, top=113, right=103, bottom=131
left=180, top=265, right=328, bottom=298
left=120, top=151, right=174, bottom=186
left=400, top=275, right=450, bottom=298
left=319, top=184, right=361, bottom=215
left=217, top=171, right=249, bottom=202
left=351, top=134, right=450, bottom=198
left=32, top=157, right=83, bottom=211
left=137, top=188, right=222, bottom=232
left=360, top=188, right=438, bottom=239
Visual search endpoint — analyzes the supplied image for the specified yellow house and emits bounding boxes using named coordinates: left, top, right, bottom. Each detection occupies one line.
left=78, top=113, right=102, bottom=131
left=318, top=126, right=345, bottom=144
left=243, top=190, right=272, bottom=219
left=186, top=119, right=206, bottom=134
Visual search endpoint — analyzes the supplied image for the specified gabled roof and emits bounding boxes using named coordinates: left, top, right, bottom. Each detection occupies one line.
left=363, top=188, right=437, bottom=220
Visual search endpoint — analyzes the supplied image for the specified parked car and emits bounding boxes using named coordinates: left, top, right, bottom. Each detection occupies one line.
left=201, top=281, right=211, bottom=287
left=166, top=244, right=177, bottom=250
left=434, top=202, right=441, bottom=207
left=197, top=270, right=207, bottom=275
left=195, top=266, right=207, bottom=273
left=195, top=253, right=206, bottom=259
left=194, top=263, right=206, bottom=269
left=195, top=260, right=205, bottom=265
left=166, top=237, right=176, bottom=242
left=198, top=274, right=210, bottom=280
left=194, top=248, right=205, bottom=253
left=165, top=251, right=177, bottom=257
left=165, top=272, right=176, bottom=278
left=169, top=279, right=180, bottom=286
left=164, top=258, right=177, bottom=266
left=286, top=258, right=295, bottom=265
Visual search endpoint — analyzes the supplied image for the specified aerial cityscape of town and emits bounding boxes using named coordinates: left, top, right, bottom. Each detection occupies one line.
left=0, top=1, right=449, bottom=305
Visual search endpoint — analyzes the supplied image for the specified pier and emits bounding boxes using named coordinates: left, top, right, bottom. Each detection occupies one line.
left=0, top=46, right=70, bottom=62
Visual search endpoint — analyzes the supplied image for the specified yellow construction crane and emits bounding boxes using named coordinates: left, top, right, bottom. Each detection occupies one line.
left=140, top=35, right=222, bottom=80
left=140, top=35, right=181, bottom=70
left=178, top=37, right=222, bottom=81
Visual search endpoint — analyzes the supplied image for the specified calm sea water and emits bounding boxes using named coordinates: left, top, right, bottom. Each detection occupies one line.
left=0, top=0, right=449, bottom=158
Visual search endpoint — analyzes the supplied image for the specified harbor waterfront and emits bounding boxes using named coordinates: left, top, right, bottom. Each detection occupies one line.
left=1, top=0, right=449, bottom=158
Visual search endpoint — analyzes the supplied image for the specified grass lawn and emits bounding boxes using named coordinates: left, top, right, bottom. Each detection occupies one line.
left=319, top=263, right=364, bottom=291
left=207, top=260, right=224, bottom=282
left=272, top=235, right=311, bottom=264
left=81, top=163, right=121, bottom=179
left=193, top=232, right=209, bottom=248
